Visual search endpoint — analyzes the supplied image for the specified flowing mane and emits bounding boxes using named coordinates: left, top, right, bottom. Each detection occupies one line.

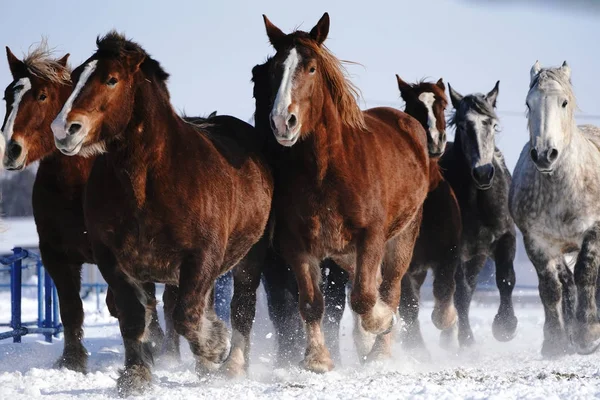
left=296, top=37, right=366, bottom=130
left=22, top=39, right=71, bottom=84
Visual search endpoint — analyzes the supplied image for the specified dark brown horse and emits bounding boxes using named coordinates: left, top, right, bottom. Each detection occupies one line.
left=50, top=32, right=273, bottom=395
left=259, top=13, right=430, bottom=372
left=1, top=44, right=167, bottom=373
left=395, top=76, right=462, bottom=355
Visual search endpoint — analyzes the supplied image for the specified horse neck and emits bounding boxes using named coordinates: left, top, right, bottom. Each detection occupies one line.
left=297, top=95, right=345, bottom=184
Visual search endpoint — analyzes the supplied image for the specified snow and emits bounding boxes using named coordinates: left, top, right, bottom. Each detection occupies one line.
left=0, top=217, right=40, bottom=254
left=1, top=285, right=600, bottom=399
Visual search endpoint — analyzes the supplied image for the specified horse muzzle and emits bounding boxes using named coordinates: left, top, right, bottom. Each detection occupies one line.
left=530, top=147, right=558, bottom=173
left=471, top=164, right=495, bottom=190
left=3, top=140, right=26, bottom=170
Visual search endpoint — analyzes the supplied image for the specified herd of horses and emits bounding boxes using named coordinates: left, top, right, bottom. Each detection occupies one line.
left=2, top=12, right=600, bottom=396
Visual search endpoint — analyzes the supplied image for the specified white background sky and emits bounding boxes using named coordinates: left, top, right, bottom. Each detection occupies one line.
left=1, top=0, right=599, bottom=170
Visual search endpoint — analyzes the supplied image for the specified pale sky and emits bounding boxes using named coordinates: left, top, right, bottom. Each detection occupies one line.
left=1, top=0, right=599, bottom=171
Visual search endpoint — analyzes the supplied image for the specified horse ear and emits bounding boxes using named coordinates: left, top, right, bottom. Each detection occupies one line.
left=436, top=78, right=445, bottom=91
left=530, top=60, right=541, bottom=83
left=208, top=110, right=217, bottom=118
left=395, top=74, right=413, bottom=99
left=486, top=80, right=500, bottom=108
left=263, top=15, right=286, bottom=50
left=448, top=83, right=463, bottom=108
left=6, top=47, right=25, bottom=78
left=126, top=51, right=146, bottom=72
left=309, top=12, right=330, bottom=46
left=56, top=53, right=70, bottom=68
left=561, top=61, right=571, bottom=80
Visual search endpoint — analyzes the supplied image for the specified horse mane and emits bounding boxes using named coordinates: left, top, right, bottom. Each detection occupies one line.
left=295, top=37, right=366, bottom=131
left=96, top=31, right=170, bottom=85
left=448, top=93, right=497, bottom=128
left=21, top=39, right=71, bottom=84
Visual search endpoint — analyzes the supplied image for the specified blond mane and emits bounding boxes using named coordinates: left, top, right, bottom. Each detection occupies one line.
left=21, top=39, right=71, bottom=84
left=297, top=38, right=366, bottom=131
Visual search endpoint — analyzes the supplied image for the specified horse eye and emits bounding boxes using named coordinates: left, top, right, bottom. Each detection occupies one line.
left=481, top=120, right=489, bottom=127
left=562, top=100, right=568, bottom=108
left=309, top=67, right=316, bottom=74
left=39, top=94, right=47, bottom=101
left=107, top=77, right=118, bottom=87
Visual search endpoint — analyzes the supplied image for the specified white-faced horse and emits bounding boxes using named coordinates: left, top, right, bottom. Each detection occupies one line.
left=510, top=61, right=600, bottom=357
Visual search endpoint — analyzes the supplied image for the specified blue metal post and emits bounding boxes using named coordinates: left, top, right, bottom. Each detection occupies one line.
left=44, top=269, right=53, bottom=342
left=37, top=261, right=43, bottom=331
left=11, top=248, right=23, bottom=343
left=52, top=284, right=60, bottom=338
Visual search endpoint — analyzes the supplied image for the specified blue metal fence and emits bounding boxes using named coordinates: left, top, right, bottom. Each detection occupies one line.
left=0, top=247, right=62, bottom=342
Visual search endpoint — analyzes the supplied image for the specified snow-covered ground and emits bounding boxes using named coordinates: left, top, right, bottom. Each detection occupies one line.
left=1, top=284, right=599, bottom=400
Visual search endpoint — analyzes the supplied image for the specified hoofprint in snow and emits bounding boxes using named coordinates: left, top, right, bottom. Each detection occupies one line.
left=1, top=284, right=600, bottom=400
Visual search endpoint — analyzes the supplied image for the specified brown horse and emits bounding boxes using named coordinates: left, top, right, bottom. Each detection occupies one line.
left=395, top=76, right=462, bottom=355
left=50, top=32, right=273, bottom=395
left=1, top=44, right=169, bottom=373
left=259, top=13, right=430, bottom=372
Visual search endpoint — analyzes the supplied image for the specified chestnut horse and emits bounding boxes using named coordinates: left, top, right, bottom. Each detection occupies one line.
left=0, top=44, right=167, bottom=373
left=50, top=32, right=273, bottom=395
left=252, top=57, right=349, bottom=365
left=395, top=76, right=462, bottom=356
left=259, top=13, right=429, bottom=372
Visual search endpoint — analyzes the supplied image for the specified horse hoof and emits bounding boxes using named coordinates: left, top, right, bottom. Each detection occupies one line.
left=574, top=323, right=600, bottom=355
left=117, top=365, right=152, bottom=398
left=301, top=346, right=334, bottom=373
left=220, top=348, right=247, bottom=379
left=360, top=301, right=394, bottom=335
left=492, top=313, right=518, bottom=342
left=204, top=319, right=231, bottom=364
left=432, top=305, right=458, bottom=331
left=54, top=346, right=89, bottom=374
left=440, top=323, right=458, bottom=351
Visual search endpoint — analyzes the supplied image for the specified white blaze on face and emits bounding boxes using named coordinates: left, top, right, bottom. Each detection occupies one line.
left=467, top=111, right=496, bottom=168
left=527, top=81, right=566, bottom=153
left=2, top=77, right=32, bottom=141
left=418, top=91, right=439, bottom=143
left=271, top=48, right=300, bottom=132
left=51, top=60, right=98, bottom=140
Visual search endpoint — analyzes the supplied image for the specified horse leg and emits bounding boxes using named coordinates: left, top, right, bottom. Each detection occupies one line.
left=161, top=284, right=180, bottom=360
left=367, top=220, right=420, bottom=362
left=141, top=282, right=165, bottom=356
left=173, top=249, right=230, bottom=376
left=40, top=247, right=87, bottom=373
left=101, top=270, right=153, bottom=396
left=557, top=261, right=576, bottom=348
left=431, top=259, right=458, bottom=331
left=290, top=255, right=333, bottom=373
left=491, top=233, right=518, bottom=342
left=573, top=223, right=600, bottom=354
left=453, top=255, right=486, bottom=347
left=221, top=240, right=265, bottom=377
left=523, top=235, right=569, bottom=357
left=261, top=248, right=304, bottom=366
left=321, top=259, right=348, bottom=365
left=350, top=230, right=394, bottom=335
left=398, top=271, right=426, bottom=349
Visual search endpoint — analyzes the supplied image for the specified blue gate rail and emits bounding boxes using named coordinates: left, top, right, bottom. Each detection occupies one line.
left=0, top=247, right=62, bottom=343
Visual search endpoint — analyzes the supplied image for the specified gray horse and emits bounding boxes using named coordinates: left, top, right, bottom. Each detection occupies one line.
left=510, top=61, right=600, bottom=356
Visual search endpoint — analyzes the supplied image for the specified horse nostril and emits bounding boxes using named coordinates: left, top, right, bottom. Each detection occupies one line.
left=7, top=142, right=21, bottom=160
left=287, top=114, right=297, bottom=129
left=548, top=148, right=558, bottom=162
left=68, top=123, right=82, bottom=136
left=269, top=116, right=277, bottom=132
left=488, top=166, right=495, bottom=180
left=530, top=148, right=539, bottom=162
